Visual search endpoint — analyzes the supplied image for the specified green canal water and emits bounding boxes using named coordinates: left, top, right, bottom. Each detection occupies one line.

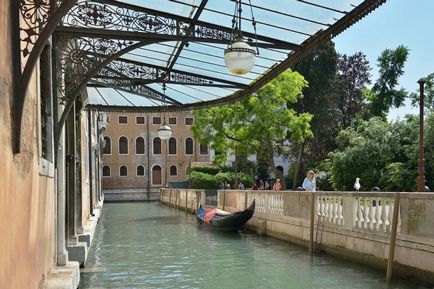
left=80, top=202, right=426, bottom=289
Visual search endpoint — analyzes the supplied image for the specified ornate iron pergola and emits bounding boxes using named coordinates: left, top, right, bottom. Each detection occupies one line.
left=12, top=0, right=387, bottom=153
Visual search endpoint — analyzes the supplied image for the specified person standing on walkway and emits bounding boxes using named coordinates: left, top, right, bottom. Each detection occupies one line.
left=238, top=182, right=245, bottom=190
left=273, top=179, right=281, bottom=191
left=302, top=170, right=316, bottom=192
left=258, top=179, right=264, bottom=190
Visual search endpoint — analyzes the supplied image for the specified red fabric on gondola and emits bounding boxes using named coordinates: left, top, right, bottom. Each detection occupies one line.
left=204, top=208, right=217, bottom=223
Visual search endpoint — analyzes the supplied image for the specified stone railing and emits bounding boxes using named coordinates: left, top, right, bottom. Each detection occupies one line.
left=160, top=188, right=434, bottom=284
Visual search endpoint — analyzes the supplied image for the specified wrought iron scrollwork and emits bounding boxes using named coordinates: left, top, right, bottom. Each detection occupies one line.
left=64, top=2, right=178, bottom=35
left=19, top=0, right=52, bottom=61
left=55, top=35, right=137, bottom=103
left=60, top=1, right=297, bottom=49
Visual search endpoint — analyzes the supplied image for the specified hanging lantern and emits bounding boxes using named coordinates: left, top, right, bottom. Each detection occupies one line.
left=224, top=37, right=256, bottom=75
left=157, top=122, right=172, bottom=140
left=224, top=0, right=258, bottom=75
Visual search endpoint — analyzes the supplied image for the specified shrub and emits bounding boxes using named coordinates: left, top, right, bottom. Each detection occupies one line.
left=190, top=171, right=219, bottom=189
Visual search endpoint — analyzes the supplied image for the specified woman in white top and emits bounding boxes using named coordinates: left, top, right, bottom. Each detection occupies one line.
left=302, top=170, right=316, bottom=192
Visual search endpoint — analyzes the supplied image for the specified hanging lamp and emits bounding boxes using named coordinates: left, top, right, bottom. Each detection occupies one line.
left=157, top=83, right=172, bottom=140
left=224, top=0, right=258, bottom=75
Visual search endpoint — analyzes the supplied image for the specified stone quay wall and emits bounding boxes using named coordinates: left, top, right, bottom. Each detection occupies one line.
left=160, top=189, right=434, bottom=285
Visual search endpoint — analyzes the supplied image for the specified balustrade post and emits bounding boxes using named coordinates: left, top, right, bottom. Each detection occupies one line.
left=342, top=195, right=356, bottom=230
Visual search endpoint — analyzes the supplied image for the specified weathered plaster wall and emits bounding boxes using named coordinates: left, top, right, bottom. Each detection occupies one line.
left=0, top=3, right=56, bottom=288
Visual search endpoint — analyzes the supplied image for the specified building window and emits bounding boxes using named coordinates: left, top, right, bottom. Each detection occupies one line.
left=153, top=116, right=161, bottom=125
left=119, top=116, right=128, bottom=124
left=103, top=136, right=111, bottom=154
left=185, top=137, right=194, bottom=155
left=170, top=165, right=177, bottom=176
left=119, top=136, right=128, bottom=154
left=137, top=165, right=145, bottom=176
left=102, top=166, right=111, bottom=177
left=185, top=117, right=193, bottom=125
left=136, top=137, right=145, bottom=154
left=120, top=166, right=128, bottom=177
left=152, top=165, right=162, bottom=185
left=153, top=137, right=161, bottom=154
left=168, top=137, right=177, bottom=155
left=200, top=143, right=208, bottom=155
left=136, top=116, right=145, bottom=124
left=169, top=117, right=177, bottom=125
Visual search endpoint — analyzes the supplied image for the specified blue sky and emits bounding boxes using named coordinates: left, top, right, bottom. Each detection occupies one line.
left=334, top=0, right=434, bottom=121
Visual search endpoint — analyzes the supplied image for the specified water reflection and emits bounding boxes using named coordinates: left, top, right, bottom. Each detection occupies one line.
left=80, top=202, right=427, bottom=289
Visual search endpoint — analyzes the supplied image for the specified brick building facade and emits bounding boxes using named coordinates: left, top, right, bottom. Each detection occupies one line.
left=101, top=110, right=211, bottom=200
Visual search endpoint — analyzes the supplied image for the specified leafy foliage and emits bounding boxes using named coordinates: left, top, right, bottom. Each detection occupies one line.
left=190, top=171, right=220, bottom=189
left=336, top=52, right=372, bottom=128
left=329, top=114, right=434, bottom=192
left=192, top=69, right=313, bottom=188
left=410, top=72, right=434, bottom=110
left=367, top=45, right=409, bottom=117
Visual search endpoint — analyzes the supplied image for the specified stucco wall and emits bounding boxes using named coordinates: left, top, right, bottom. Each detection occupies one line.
left=0, top=3, right=56, bottom=288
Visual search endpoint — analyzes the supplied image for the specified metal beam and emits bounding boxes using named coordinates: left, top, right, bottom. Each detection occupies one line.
left=87, top=80, right=183, bottom=106
left=60, top=0, right=300, bottom=50
left=93, top=57, right=249, bottom=88
left=166, top=0, right=208, bottom=71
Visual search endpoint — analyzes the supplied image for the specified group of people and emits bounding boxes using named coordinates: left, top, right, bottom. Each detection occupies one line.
left=218, top=170, right=317, bottom=192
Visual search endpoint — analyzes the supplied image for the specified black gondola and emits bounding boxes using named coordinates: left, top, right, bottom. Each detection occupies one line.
left=196, top=199, right=255, bottom=231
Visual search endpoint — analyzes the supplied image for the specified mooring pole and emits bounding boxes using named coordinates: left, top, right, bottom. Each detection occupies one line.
left=185, top=191, right=188, bottom=213
left=386, top=193, right=401, bottom=283
left=309, top=192, right=316, bottom=256
left=222, top=191, right=226, bottom=210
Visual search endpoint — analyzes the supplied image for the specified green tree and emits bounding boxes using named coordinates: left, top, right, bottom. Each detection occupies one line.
left=367, top=45, right=410, bottom=117
left=291, top=42, right=340, bottom=187
left=192, top=70, right=313, bottom=189
left=410, top=72, right=434, bottom=110
left=329, top=114, right=431, bottom=192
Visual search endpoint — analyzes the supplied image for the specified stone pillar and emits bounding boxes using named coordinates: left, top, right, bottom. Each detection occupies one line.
left=65, top=102, right=77, bottom=245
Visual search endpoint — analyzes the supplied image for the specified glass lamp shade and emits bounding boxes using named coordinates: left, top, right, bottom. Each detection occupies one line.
left=157, top=124, right=172, bottom=140
left=224, top=39, right=256, bottom=75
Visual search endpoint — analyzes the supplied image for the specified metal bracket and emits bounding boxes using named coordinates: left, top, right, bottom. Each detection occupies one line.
left=13, top=0, right=76, bottom=154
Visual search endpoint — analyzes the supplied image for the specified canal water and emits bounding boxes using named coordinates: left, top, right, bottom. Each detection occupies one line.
left=80, top=202, right=426, bottom=289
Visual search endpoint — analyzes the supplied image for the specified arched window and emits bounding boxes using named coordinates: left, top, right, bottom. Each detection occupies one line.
left=169, top=137, right=177, bottom=155
left=119, top=136, right=128, bottom=154
left=276, top=166, right=284, bottom=175
left=170, top=165, right=177, bottom=176
left=136, top=137, right=145, bottom=154
left=185, top=137, right=193, bottom=155
left=102, top=165, right=111, bottom=177
left=152, top=165, right=162, bottom=185
left=120, top=166, right=128, bottom=176
left=153, top=137, right=161, bottom=154
left=137, top=165, right=145, bottom=176
left=103, top=136, right=111, bottom=154
left=199, top=143, right=208, bottom=155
